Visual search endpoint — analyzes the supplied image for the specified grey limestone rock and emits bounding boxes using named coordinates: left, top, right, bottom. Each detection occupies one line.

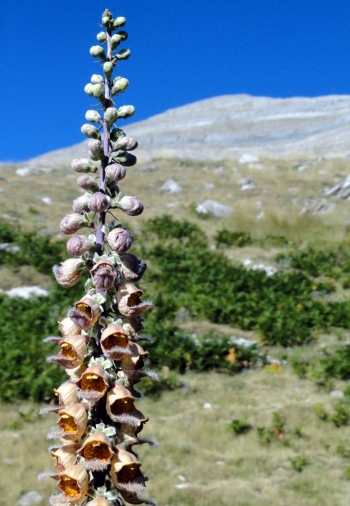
left=196, top=199, right=233, bottom=217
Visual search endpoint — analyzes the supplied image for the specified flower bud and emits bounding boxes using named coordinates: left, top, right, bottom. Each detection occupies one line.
left=47, top=335, right=87, bottom=369
left=117, top=105, right=135, bottom=119
left=117, top=30, right=128, bottom=41
left=90, top=45, right=106, bottom=60
left=77, top=432, right=114, bottom=470
left=111, top=33, right=122, bottom=50
left=56, top=404, right=88, bottom=440
left=72, top=195, right=90, bottom=214
left=117, top=284, right=152, bottom=317
left=122, top=317, right=144, bottom=340
left=58, top=317, right=82, bottom=337
left=113, top=136, right=138, bottom=152
left=66, top=235, right=92, bottom=256
left=113, top=152, right=137, bottom=167
left=50, top=443, right=80, bottom=472
left=84, top=83, right=94, bottom=96
left=56, top=464, right=89, bottom=502
left=85, top=110, right=102, bottom=123
left=53, top=258, right=85, bottom=287
left=69, top=296, right=100, bottom=330
left=65, top=364, right=87, bottom=383
left=111, top=77, right=129, bottom=96
left=119, top=196, right=143, bottom=216
left=116, top=48, right=131, bottom=60
left=60, top=214, right=86, bottom=235
left=112, top=17, right=126, bottom=29
left=107, top=227, right=133, bottom=254
left=92, top=83, right=105, bottom=100
left=88, top=192, right=110, bottom=213
left=77, top=174, right=98, bottom=191
left=88, top=497, right=111, bottom=506
left=110, top=447, right=147, bottom=495
left=54, top=382, right=79, bottom=406
left=106, top=163, right=126, bottom=182
left=119, top=253, right=147, bottom=282
left=121, top=343, right=148, bottom=378
left=88, top=139, right=104, bottom=160
left=75, top=365, right=109, bottom=401
left=104, top=107, right=119, bottom=127
left=101, top=324, right=130, bottom=360
left=96, top=31, right=107, bottom=43
left=91, top=74, right=104, bottom=84
left=81, top=124, right=100, bottom=139
left=102, top=16, right=111, bottom=27
left=103, top=61, right=114, bottom=79
left=90, top=259, right=116, bottom=290
left=71, top=158, right=97, bottom=174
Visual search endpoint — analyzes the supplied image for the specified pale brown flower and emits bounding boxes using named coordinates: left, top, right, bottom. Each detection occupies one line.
left=110, top=447, right=147, bottom=494
left=47, top=335, right=87, bottom=369
left=119, top=253, right=147, bottom=282
left=117, top=284, right=152, bottom=318
left=75, top=365, right=109, bottom=401
left=69, top=296, right=100, bottom=330
left=53, top=259, right=85, bottom=288
left=58, top=317, right=82, bottom=337
left=56, top=403, right=88, bottom=441
left=51, top=464, right=89, bottom=504
left=106, top=384, right=148, bottom=428
left=101, top=323, right=131, bottom=360
left=77, top=432, right=114, bottom=470
left=54, top=382, right=79, bottom=406
left=91, top=260, right=117, bottom=290
left=50, top=443, right=80, bottom=472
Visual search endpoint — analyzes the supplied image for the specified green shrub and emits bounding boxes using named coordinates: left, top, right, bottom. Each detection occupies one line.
left=215, top=229, right=252, bottom=248
left=230, top=419, right=252, bottom=435
left=331, top=404, right=350, bottom=427
left=290, top=454, right=310, bottom=472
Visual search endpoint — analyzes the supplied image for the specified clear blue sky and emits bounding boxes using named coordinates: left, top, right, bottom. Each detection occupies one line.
left=1, top=0, right=350, bottom=161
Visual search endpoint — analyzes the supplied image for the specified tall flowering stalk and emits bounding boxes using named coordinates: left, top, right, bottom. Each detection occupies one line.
left=39, top=9, right=157, bottom=506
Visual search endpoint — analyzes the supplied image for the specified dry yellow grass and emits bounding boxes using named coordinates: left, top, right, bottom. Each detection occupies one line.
left=1, top=368, right=350, bottom=506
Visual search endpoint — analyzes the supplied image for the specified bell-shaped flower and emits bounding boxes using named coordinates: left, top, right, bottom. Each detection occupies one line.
left=117, top=284, right=152, bottom=318
left=106, top=384, right=148, bottom=427
left=65, top=364, right=87, bottom=383
left=53, top=259, right=85, bottom=288
left=110, top=447, right=147, bottom=495
left=69, top=296, right=100, bottom=330
left=51, top=464, right=89, bottom=504
left=54, top=403, right=88, bottom=441
left=75, top=365, right=109, bottom=402
left=50, top=443, right=80, bottom=472
left=119, top=253, right=147, bottom=282
left=76, top=432, right=114, bottom=471
left=120, top=343, right=156, bottom=398
left=91, top=260, right=117, bottom=290
left=54, top=381, right=79, bottom=406
left=101, top=323, right=131, bottom=360
left=107, top=227, right=133, bottom=254
left=47, top=335, right=87, bottom=369
left=58, top=317, right=82, bottom=337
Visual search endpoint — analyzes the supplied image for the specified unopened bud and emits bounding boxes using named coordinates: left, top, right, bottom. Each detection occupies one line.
left=91, top=74, right=104, bottom=84
left=77, top=174, right=98, bottom=191
left=116, top=48, right=131, bottom=60
left=104, top=107, right=119, bottom=127
left=85, top=110, right=102, bottom=123
left=111, top=33, right=122, bottom=50
left=119, top=196, right=143, bottom=216
left=66, top=235, right=93, bottom=256
left=117, top=105, right=135, bottom=119
left=88, top=139, right=104, bottom=160
left=96, top=31, right=107, bottom=43
left=106, top=163, right=126, bottom=182
left=110, top=127, right=125, bottom=142
left=88, top=192, right=111, bottom=213
left=90, top=45, right=106, bottom=60
left=103, top=61, right=114, bottom=79
left=81, top=124, right=100, bottom=139
left=71, top=158, right=98, bottom=174
left=91, top=260, right=117, bottom=290
left=72, top=195, right=90, bottom=214
left=107, top=227, right=133, bottom=254
left=117, top=30, right=128, bottom=41
left=60, top=214, right=86, bottom=235
left=112, top=17, right=126, bottom=29
left=102, top=16, right=111, bottom=27
left=92, top=83, right=105, bottom=100
left=119, top=253, right=147, bottom=282
left=113, top=136, right=138, bottom=151
left=84, top=83, right=94, bottom=97
left=111, top=77, right=129, bottom=96
left=114, top=152, right=137, bottom=167
left=53, top=258, right=85, bottom=287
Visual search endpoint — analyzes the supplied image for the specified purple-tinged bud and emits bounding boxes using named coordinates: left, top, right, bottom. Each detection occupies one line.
left=91, top=74, right=104, bottom=84
left=115, top=48, right=131, bottom=61
left=69, top=296, right=100, bottom=330
left=107, top=227, right=133, bottom=254
left=111, top=77, right=129, bottom=96
left=71, top=158, right=98, bottom=174
left=72, top=195, right=90, bottom=214
left=53, top=258, right=85, bottom=287
left=81, top=124, right=100, bottom=139
left=77, top=175, right=98, bottom=191
left=117, top=284, right=152, bottom=317
left=119, top=196, right=144, bottom=216
left=104, top=107, right=119, bottom=127
left=66, top=235, right=93, bottom=256
left=106, top=163, right=126, bottom=182
left=91, top=259, right=117, bottom=290
left=112, top=17, right=126, bottom=29
left=60, top=214, right=86, bottom=235
left=97, top=32, right=107, bottom=43
left=88, top=192, right=111, bottom=213
left=117, top=105, right=135, bottom=119
left=114, top=152, right=137, bottom=167
left=85, top=110, right=102, bottom=123
left=113, top=136, right=138, bottom=152
left=90, top=45, right=106, bottom=60
left=88, top=139, right=104, bottom=160
left=119, top=253, right=147, bottom=282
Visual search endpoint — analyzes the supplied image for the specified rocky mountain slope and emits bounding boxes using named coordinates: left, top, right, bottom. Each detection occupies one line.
left=27, top=94, right=350, bottom=166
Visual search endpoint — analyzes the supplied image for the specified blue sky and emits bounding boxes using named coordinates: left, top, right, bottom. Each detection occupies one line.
left=1, top=0, right=350, bottom=161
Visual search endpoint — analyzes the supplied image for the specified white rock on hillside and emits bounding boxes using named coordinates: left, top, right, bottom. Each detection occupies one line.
left=239, top=154, right=260, bottom=164
left=159, top=179, right=182, bottom=194
left=0, top=286, right=49, bottom=299
left=196, top=199, right=234, bottom=217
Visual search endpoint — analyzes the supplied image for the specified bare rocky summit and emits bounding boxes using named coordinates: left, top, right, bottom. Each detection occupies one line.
left=26, top=94, right=350, bottom=166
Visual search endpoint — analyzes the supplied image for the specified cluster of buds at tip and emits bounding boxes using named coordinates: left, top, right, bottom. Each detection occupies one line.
left=41, top=9, right=157, bottom=506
